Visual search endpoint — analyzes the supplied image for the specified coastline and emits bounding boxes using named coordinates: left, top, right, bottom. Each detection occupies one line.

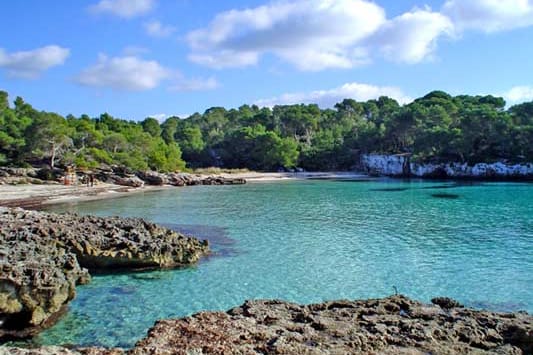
left=0, top=183, right=172, bottom=209
left=0, top=172, right=371, bottom=209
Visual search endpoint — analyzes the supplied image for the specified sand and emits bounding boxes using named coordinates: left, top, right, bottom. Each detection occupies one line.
left=0, top=172, right=371, bottom=208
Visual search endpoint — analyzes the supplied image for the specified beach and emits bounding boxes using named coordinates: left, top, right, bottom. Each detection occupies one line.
left=0, top=171, right=371, bottom=208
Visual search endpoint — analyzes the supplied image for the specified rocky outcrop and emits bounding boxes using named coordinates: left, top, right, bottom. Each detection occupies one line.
left=0, top=207, right=209, bottom=340
left=0, top=165, right=246, bottom=189
left=3, top=296, right=532, bottom=354
left=361, top=154, right=533, bottom=179
left=130, top=295, right=532, bottom=354
left=0, top=168, right=52, bottom=186
left=0, top=230, right=90, bottom=339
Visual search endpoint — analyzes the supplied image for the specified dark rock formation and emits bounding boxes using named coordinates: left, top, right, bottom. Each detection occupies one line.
left=130, top=296, right=532, bottom=355
left=0, top=207, right=209, bottom=340
left=135, top=171, right=168, bottom=186
left=431, top=296, right=464, bottom=309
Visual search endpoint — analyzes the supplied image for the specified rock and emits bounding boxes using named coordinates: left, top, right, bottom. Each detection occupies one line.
left=362, top=154, right=533, bottom=180
left=136, top=171, right=168, bottom=185
left=130, top=295, right=533, bottom=355
left=431, top=297, right=464, bottom=309
left=35, top=168, right=62, bottom=182
left=113, top=176, right=144, bottom=188
left=0, top=346, right=124, bottom=354
left=0, top=207, right=209, bottom=339
left=0, top=219, right=90, bottom=339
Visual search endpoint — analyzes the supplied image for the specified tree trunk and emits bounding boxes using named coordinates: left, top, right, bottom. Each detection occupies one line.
left=50, top=142, right=56, bottom=168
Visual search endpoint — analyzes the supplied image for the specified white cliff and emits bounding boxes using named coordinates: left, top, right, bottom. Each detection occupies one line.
left=362, top=154, right=533, bottom=179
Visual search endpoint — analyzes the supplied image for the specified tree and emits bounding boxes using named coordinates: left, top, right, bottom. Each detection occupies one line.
left=141, top=117, right=162, bottom=137
left=25, top=113, right=73, bottom=168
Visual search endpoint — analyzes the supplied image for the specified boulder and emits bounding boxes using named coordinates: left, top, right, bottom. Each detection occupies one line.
left=136, top=171, right=168, bottom=185
left=113, top=176, right=144, bottom=188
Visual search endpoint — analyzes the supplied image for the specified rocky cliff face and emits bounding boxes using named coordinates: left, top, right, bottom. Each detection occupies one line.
left=0, top=207, right=209, bottom=340
left=361, top=154, right=533, bottom=179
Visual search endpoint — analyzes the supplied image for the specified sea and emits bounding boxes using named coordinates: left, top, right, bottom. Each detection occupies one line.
left=34, top=179, right=533, bottom=348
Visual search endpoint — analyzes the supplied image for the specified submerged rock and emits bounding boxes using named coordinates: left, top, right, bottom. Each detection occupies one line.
left=0, top=207, right=209, bottom=340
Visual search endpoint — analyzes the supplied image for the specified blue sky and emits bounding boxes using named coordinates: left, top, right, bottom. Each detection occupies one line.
left=0, top=0, right=532, bottom=121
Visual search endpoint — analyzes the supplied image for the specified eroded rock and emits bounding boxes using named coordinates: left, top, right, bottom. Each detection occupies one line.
left=0, top=207, right=209, bottom=340
left=131, top=296, right=533, bottom=355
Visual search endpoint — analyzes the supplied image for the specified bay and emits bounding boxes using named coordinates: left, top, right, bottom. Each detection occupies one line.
left=38, top=179, right=533, bottom=348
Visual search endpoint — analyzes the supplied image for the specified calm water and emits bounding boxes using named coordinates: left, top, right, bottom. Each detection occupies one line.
left=37, top=179, right=532, bottom=348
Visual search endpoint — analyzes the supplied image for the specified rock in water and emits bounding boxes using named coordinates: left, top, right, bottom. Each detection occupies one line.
left=0, top=207, right=209, bottom=340
left=0, top=223, right=90, bottom=339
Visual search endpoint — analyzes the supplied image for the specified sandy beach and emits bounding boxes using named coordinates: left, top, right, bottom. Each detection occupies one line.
left=0, top=183, right=171, bottom=208
left=0, top=171, right=371, bottom=208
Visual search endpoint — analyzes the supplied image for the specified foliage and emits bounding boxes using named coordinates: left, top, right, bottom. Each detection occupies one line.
left=0, top=89, right=532, bottom=172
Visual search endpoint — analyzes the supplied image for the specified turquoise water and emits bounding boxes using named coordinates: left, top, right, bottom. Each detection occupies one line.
left=38, top=180, right=532, bottom=348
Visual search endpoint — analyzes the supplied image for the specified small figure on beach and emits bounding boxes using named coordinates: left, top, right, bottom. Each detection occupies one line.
left=89, top=174, right=94, bottom=187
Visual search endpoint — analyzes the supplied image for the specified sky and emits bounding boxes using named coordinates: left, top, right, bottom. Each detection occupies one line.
left=0, top=0, right=532, bottom=121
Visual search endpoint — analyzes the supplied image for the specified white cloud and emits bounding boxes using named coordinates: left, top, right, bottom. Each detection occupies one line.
left=369, top=8, right=454, bottom=63
left=188, top=50, right=259, bottom=69
left=0, top=45, right=70, bottom=79
left=503, top=86, right=533, bottom=103
left=170, top=77, right=219, bottom=92
left=442, top=0, right=533, bottom=32
left=76, top=54, right=169, bottom=91
left=90, top=0, right=155, bottom=18
left=255, top=82, right=412, bottom=108
left=144, top=20, right=176, bottom=37
left=186, top=0, right=386, bottom=71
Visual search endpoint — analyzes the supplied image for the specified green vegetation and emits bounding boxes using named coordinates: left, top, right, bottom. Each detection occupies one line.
left=1, top=90, right=532, bottom=172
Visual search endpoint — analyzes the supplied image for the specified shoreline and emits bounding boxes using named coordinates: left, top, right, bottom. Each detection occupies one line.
left=0, top=172, right=371, bottom=209
left=2, top=170, right=532, bottom=209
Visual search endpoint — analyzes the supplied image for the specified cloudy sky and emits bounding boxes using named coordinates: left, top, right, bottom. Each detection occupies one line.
left=1, top=0, right=532, bottom=120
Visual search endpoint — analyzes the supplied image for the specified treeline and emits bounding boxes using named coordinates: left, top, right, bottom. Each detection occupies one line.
left=1, top=90, right=532, bottom=172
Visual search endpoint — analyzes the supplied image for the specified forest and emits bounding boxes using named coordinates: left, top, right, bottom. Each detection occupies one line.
left=1, top=90, right=532, bottom=172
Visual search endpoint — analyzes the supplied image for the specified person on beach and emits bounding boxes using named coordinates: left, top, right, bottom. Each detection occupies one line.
left=89, top=174, right=94, bottom=187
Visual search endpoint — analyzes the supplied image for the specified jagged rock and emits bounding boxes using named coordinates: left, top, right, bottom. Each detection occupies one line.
left=130, top=295, right=533, bottom=355
left=0, top=224, right=90, bottom=339
left=431, top=297, right=464, bottom=309
left=0, top=207, right=209, bottom=340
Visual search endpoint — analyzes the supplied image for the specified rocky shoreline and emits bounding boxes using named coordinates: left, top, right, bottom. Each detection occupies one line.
left=2, top=295, right=532, bottom=354
left=361, top=154, right=533, bottom=180
left=0, top=166, right=247, bottom=188
left=0, top=207, right=209, bottom=340
left=0, top=167, right=246, bottom=209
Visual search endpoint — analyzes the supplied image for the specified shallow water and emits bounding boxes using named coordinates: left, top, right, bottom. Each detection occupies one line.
left=38, top=179, right=533, bottom=348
